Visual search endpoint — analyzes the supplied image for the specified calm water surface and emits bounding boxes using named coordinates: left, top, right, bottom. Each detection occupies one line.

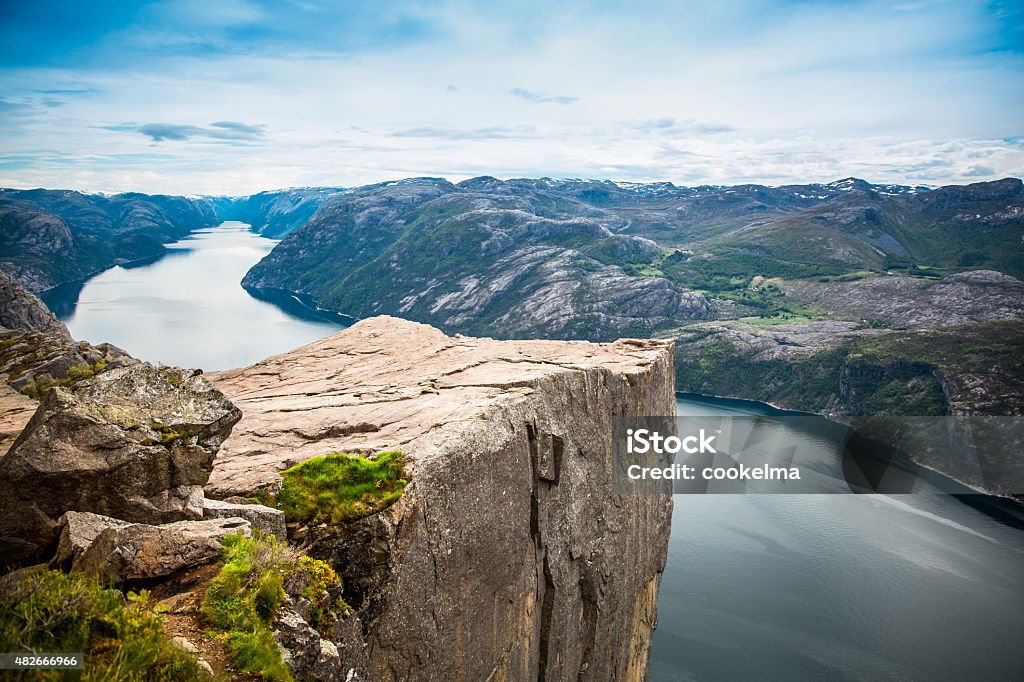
left=650, top=394, right=1024, bottom=681
left=42, top=221, right=347, bottom=370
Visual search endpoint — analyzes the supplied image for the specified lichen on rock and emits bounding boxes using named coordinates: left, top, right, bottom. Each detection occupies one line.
left=0, top=362, right=242, bottom=567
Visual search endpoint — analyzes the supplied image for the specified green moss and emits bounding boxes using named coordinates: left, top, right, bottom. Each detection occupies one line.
left=145, top=423, right=190, bottom=446
left=277, top=451, right=408, bottom=526
left=0, top=569, right=204, bottom=681
left=202, top=532, right=347, bottom=681
left=16, top=361, right=110, bottom=401
left=158, top=367, right=185, bottom=387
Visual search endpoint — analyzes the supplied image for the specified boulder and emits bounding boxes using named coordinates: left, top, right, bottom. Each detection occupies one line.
left=51, top=511, right=132, bottom=569
left=0, top=362, right=242, bottom=567
left=203, top=497, right=287, bottom=540
left=76, top=517, right=250, bottom=583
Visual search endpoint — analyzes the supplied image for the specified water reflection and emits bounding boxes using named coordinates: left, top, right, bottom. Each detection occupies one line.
left=40, top=221, right=347, bottom=370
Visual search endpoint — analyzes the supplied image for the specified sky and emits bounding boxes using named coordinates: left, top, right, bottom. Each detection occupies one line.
left=0, top=0, right=1022, bottom=195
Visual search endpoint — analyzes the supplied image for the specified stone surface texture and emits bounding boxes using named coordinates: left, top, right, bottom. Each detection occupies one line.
left=203, top=497, right=286, bottom=540
left=0, top=269, right=71, bottom=339
left=0, top=362, right=241, bottom=566
left=76, top=517, right=251, bottom=583
left=207, top=315, right=675, bottom=682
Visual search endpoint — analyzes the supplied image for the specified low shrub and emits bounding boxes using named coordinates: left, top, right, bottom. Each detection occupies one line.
left=201, top=532, right=348, bottom=681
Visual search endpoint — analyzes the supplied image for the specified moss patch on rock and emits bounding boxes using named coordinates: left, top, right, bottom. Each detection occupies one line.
left=276, top=451, right=407, bottom=526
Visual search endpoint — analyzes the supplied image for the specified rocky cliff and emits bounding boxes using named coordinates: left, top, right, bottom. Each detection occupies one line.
left=0, top=268, right=71, bottom=339
left=207, top=316, right=676, bottom=681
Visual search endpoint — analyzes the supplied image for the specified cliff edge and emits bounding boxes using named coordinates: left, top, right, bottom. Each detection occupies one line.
left=207, top=316, right=676, bottom=681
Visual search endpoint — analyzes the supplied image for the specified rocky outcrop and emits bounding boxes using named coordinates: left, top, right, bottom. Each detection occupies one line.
left=0, top=269, right=71, bottom=339
left=51, top=510, right=250, bottom=582
left=787, top=270, right=1024, bottom=329
left=275, top=609, right=345, bottom=681
left=0, top=363, right=241, bottom=567
left=0, top=328, right=133, bottom=399
left=76, top=517, right=251, bottom=583
left=207, top=315, right=675, bottom=681
left=51, top=511, right=133, bottom=569
left=203, top=497, right=286, bottom=539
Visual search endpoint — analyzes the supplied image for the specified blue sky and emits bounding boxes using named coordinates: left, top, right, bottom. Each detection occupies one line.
left=1, top=0, right=1022, bottom=194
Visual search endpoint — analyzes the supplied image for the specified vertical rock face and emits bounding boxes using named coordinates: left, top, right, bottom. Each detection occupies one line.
left=207, top=316, right=675, bottom=681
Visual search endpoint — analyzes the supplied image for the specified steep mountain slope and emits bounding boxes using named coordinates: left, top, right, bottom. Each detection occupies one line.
left=0, top=269, right=71, bottom=339
left=243, top=178, right=713, bottom=340
left=713, top=178, right=1024, bottom=278
left=242, top=176, right=1022, bottom=341
left=0, top=189, right=218, bottom=291
left=211, top=187, right=344, bottom=238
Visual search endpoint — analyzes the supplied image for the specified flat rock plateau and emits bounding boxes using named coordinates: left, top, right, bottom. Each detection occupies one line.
left=208, top=315, right=676, bottom=681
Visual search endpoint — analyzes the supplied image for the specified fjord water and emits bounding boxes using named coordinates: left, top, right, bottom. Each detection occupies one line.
left=42, top=222, right=347, bottom=370
left=650, top=394, right=1024, bottom=680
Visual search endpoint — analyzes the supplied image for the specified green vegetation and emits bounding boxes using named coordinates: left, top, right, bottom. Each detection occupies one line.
left=19, top=361, right=108, bottom=401
left=738, top=315, right=816, bottom=326
left=201, top=532, right=347, bottom=682
left=136, top=422, right=191, bottom=447
left=0, top=569, right=203, bottom=681
left=277, top=451, right=408, bottom=526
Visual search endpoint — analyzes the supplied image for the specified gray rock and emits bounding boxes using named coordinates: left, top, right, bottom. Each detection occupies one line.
left=330, top=616, right=370, bottom=679
left=51, top=511, right=132, bottom=569
left=274, top=609, right=343, bottom=682
left=0, top=269, right=71, bottom=339
left=76, top=517, right=250, bottom=583
left=0, top=326, right=133, bottom=401
left=203, top=497, right=286, bottom=540
left=172, top=636, right=199, bottom=654
left=0, top=362, right=242, bottom=567
left=787, top=270, right=1024, bottom=329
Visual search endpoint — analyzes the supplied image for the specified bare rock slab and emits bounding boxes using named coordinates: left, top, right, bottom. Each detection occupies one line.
left=203, top=497, right=286, bottom=540
left=0, top=362, right=242, bottom=567
left=77, top=517, right=250, bottom=583
left=51, top=511, right=133, bottom=569
left=207, top=315, right=675, bottom=681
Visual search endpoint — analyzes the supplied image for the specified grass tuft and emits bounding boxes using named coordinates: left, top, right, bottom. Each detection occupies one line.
left=201, top=532, right=348, bottom=681
left=0, top=569, right=203, bottom=681
left=277, top=451, right=408, bottom=526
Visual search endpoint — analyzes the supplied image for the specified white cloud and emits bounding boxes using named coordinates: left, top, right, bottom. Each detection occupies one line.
left=0, top=0, right=1021, bottom=193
